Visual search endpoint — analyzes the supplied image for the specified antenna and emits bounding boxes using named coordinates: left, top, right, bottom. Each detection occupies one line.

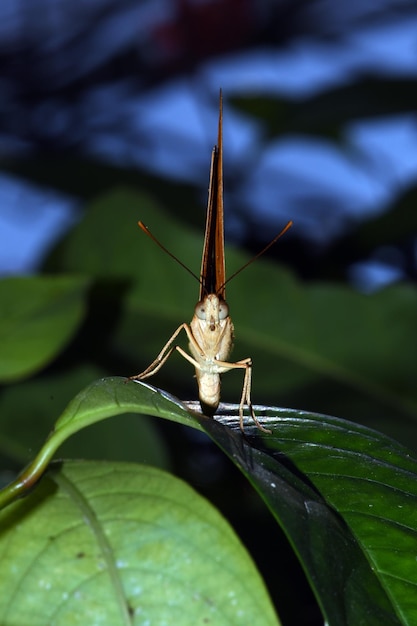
left=138, top=219, right=293, bottom=294
left=138, top=221, right=201, bottom=285
left=218, top=220, right=293, bottom=293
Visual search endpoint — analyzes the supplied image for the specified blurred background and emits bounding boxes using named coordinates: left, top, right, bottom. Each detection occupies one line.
left=1, top=0, right=417, bottom=283
left=1, top=1, right=417, bottom=624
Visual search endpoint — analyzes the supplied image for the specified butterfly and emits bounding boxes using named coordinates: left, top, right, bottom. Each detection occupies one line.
left=129, top=91, right=292, bottom=432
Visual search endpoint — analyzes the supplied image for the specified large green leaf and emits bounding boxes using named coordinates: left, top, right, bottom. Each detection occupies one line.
left=0, top=459, right=278, bottom=626
left=203, top=406, right=416, bottom=626
left=2, top=378, right=415, bottom=624
left=46, top=189, right=417, bottom=439
left=0, top=276, right=90, bottom=382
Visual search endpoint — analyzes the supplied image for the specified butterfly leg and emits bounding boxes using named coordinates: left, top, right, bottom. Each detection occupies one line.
left=213, top=357, right=271, bottom=434
left=128, top=323, right=190, bottom=381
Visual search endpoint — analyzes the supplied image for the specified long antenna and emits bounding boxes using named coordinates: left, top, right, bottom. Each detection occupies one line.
left=138, top=221, right=201, bottom=285
left=218, top=220, right=293, bottom=292
left=138, top=219, right=293, bottom=294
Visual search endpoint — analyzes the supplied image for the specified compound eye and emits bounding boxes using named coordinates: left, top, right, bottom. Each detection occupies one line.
left=195, top=302, right=206, bottom=320
left=218, top=301, right=229, bottom=320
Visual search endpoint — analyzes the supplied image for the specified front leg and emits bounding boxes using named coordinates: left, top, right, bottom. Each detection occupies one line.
left=128, top=323, right=191, bottom=381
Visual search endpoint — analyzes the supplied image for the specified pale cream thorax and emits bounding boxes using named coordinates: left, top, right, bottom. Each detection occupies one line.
left=189, top=293, right=234, bottom=413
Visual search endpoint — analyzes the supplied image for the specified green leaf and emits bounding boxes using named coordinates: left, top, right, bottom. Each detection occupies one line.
left=0, top=276, right=90, bottom=382
left=46, top=188, right=202, bottom=283
left=0, top=460, right=279, bottom=626
left=75, top=192, right=417, bottom=431
left=0, top=378, right=194, bottom=507
left=201, top=406, right=415, bottom=626
left=0, top=366, right=168, bottom=468
left=45, top=189, right=417, bottom=440
left=2, top=379, right=415, bottom=624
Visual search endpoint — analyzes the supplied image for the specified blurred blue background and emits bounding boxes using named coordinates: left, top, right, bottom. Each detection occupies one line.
left=1, top=0, right=417, bottom=288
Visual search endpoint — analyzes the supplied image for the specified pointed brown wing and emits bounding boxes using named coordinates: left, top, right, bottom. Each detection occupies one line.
left=199, top=91, right=226, bottom=301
